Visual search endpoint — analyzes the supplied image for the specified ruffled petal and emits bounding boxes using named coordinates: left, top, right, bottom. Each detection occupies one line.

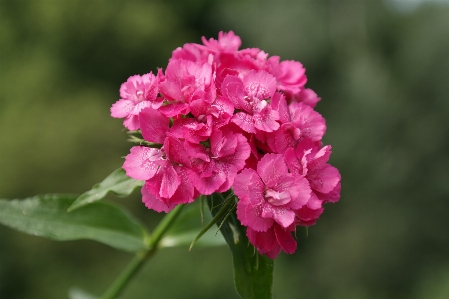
left=261, top=204, right=295, bottom=228
left=139, top=108, right=169, bottom=144
left=257, top=154, right=288, bottom=188
left=308, top=164, right=341, bottom=194
left=247, top=227, right=281, bottom=259
left=243, top=70, right=276, bottom=100
left=233, top=168, right=264, bottom=202
left=231, top=112, right=256, bottom=133
left=111, top=99, right=133, bottom=118
left=239, top=200, right=274, bottom=232
left=160, top=164, right=180, bottom=199
left=289, top=102, right=326, bottom=142
left=274, top=225, right=297, bottom=254
left=123, top=146, right=162, bottom=181
left=142, top=184, right=170, bottom=213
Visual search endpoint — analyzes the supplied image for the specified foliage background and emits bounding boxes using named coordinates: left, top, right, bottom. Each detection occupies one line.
left=1, top=0, right=449, bottom=298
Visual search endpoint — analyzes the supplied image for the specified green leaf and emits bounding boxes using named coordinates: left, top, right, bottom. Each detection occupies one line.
left=160, top=200, right=226, bottom=249
left=209, top=193, right=274, bottom=299
left=68, top=168, right=143, bottom=212
left=68, top=287, right=99, bottom=299
left=0, top=194, right=149, bottom=252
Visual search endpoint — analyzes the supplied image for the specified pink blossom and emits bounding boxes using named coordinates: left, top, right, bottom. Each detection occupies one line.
left=222, top=70, right=280, bottom=133
left=123, top=135, right=194, bottom=212
left=234, top=154, right=311, bottom=232
left=201, top=30, right=242, bottom=53
left=170, top=94, right=235, bottom=142
left=290, top=88, right=321, bottom=108
left=171, top=43, right=208, bottom=63
left=285, top=141, right=340, bottom=196
left=110, top=73, right=161, bottom=130
left=284, top=140, right=341, bottom=225
left=190, top=95, right=234, bottom=129
left=171, top=31, right=242, bottom=66
left=145, top=135, right=194, bottom=209
left=158, top=59, right=215, bottom=117
left=215, top=51, right=262, bottom=84
left=266, top=57, right=307, bottom=94
left=187, top=128, right=250, bottom=195
left=170, top=115, right=213, bottom=143
left=269, top=95, right=326, bottom=153
left=142, top=165, right=197, bottom=213
left=126, top=106, right=197, bottom=211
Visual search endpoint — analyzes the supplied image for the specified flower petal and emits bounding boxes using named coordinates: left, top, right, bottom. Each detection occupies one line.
left=261, top=204, right=295, bottom=228
left=142, top=184, right=170, bottom=213
left=247, top=227, right=281, bottom=259
left=257, top=154, right=288, bottom=188
left=274, top=225, right=297, bottom=254
left=139, top=108, right=169, bottom=144
left=123, top=146, right=162, bottom=181
left=243, top=70, right=276, bottom=100
left=160, top=164, right=181, bottom=199
left=111, top=99, right=133, bottom=118
left=233, top=168, right=264, bottom=202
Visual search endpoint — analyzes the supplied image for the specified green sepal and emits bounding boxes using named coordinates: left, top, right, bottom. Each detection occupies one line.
left=0, top=194, right=149, bottom=252
left=209, top=192, right=274, bottom=299
left=68, top=168, right=143, bottom=212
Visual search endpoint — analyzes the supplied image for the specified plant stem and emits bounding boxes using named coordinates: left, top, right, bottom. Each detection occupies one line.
left=100, top=204, right=185, bottom=299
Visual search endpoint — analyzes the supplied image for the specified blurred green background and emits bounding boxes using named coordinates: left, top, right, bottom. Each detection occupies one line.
left=1, top=0, right=449, bottom=298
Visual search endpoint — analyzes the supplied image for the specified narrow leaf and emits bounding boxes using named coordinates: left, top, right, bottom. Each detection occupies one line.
left=160, top=201, right=226, bottom=249
left=68, top=168, right=143, bottom=212
left=209, top=193, right=274, bottom=299
left=189, top=196, right=234, bottom=251
left=0, top=194, right=149, bottom=252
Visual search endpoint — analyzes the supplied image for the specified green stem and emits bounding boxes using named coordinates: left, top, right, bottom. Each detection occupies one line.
left=100, top=204, right=185, bottom=299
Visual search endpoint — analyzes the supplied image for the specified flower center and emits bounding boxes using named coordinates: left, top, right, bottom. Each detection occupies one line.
left=291, top=127, right=302, bottom=140
left=265, top=189, right=291, bottom=206
left=135, top=90, right=144, bottom=102
left=254, top=99, right=268, bottom=113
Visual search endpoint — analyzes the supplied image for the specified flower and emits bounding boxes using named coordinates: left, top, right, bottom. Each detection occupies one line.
left=187, top=127, right=250, bottom=195
left=234, top=154, right=311, bottom=231
left=112, top=31, right=341, bottom=259
left=158, top=59, right=215, bottom=117
left=268, top=94, right=326, bottom=154
left=285, top=139, right=341, bottom=225
left=110, top=73, right=161, bottom=130
left=222, top=70, right=280, bottom=133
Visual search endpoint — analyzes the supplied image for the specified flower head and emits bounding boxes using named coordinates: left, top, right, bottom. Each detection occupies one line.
left=111, top=31, right=341, bottom=259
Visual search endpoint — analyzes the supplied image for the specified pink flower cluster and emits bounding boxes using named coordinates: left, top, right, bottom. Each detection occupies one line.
left=111, top=31, right=341, bottom=259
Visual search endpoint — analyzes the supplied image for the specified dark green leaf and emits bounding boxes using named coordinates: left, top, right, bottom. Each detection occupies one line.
left=0, top=194, right=149, bottom=252
left=209, top=193, right=274, bottom=299
left=160, top=200, right=226, bottom=249
left=68, top=168, right=143, bottom=212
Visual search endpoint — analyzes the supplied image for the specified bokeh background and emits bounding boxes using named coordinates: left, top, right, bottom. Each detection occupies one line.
left=1, top=0, right=449, bottom=298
